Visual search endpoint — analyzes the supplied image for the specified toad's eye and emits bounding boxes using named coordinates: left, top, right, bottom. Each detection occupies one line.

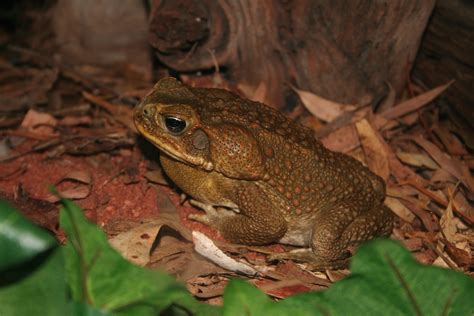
left=164, top=116, right=187, bottom=134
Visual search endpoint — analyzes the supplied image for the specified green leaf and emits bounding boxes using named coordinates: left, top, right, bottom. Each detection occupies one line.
left=59, top=199, right=218, bottom=316
left=282, top=239, right=474, bottom=316
left=273, top=293, right=327, bottom=316
left=68, top=302, right=114, bottom=316
left=0, top=200, right=56, bottom=272
left=223, top=279, right=320, bottom=316
left=222, top=279, right=273, bottom=315
left=3, top=199, right=473, bottom=316
left=0, top=248, right=69, bottom=316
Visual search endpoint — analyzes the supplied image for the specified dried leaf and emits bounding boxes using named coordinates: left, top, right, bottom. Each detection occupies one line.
left=82, top=91, right=136, bottom=132
left=372, top=114, right=390, bottom=130
left=46, top=186, right=91, bottom=202
left=292, top=87, right=356, bottom=122
left=150, top=229, right=226, bottom=281
left=236, top=82, right=254, bottom=99
left=0, top=192, right=59, bottom=234
left=408, top=182, right=460, bottom=217
left=259, top=279, right=313, bottom=299
left=317, top=107, right=371, bottom=138
left=444, top=242, right=472, bottom=268
left=381, top=80, right=453, bottom=120
left=109, top=192, right=192, bottom=263
left=433, top=126, right=467, bottom=156
left=109, top=194, right=225, bottom=280
left=0, top=66, right=58, bottom=111
left=440, top=195, right=460, bottom=245
left=59, top=116, right=93, bottom=126
left=62, top=170, right=93, bottom=184
left=110, top=221, right=190, bottom=266
left=395, top=151, right=439, bottom=170
left=386, top=185, right=419, bottom=198
left=413, top=250, right=437, bottom=266
left=400, top=112, right=420, bottom=126
left=401, top=238, right=424, bottom=251
left=449, top=125, right=474, bottom=150
left=347, top=147, right=367, bottom=165
left=377, top=81, right=396, bottom=112
left=21, top=109, right=57, bottom=129
left=20, top=109, right=58, bottom=137
left=251, top=81, right=268, bottom=104
left=355, top=119, right=390, bottom=181
left=412, top=136, right=474, bottom=192
left=385, top=197, right=415, bottom=223
left=432, top=256, right=455, bottom=269
left=62, top=133, right=134, bottom=155
left=44, top=170, right=93, bottom=202
left=320, top=124, right=360, bottom=153
left=326, top=270, right=350, bottom=282
left=452, top=189, right=474, bottom=216
left=430, top=169, right=456, bottom=185
left=187, top=276, right=228, bottom=299
left=270, top=261, right=331, bottom=288
left=145, top=169, right=169, bottom=186
left=400, top=199, right=438, bottom=232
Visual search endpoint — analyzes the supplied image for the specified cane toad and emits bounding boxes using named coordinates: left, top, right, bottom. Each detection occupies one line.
left=134, top=77, right=394, bottom=270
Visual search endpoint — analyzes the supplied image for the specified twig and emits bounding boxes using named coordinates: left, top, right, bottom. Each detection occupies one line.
left=423, top=240, right=461, bottom=272
left=405, top=180, right=474, bottom=226
left=82, top=91, right=115, bottom=113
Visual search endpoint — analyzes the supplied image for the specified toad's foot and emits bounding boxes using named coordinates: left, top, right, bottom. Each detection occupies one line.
left=268, top=248, right=350, bottom=271
left=188, top=200, right=235, bottom=226
left=269, top=202, right=393, bottom=271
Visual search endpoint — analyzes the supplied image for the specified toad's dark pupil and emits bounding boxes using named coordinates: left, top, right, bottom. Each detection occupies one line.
left=164, top=116, right=186, bottom=134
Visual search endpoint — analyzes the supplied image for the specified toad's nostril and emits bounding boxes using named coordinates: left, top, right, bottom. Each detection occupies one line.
left=142, top=105, right=154, bottom=117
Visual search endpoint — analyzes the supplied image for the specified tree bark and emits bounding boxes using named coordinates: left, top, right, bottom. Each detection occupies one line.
left=149, top=0, right=435, bottom=110
left=413, top=0, right=474, bottom=128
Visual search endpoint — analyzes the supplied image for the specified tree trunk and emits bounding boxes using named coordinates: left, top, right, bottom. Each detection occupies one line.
left=413, top=0, right=474, bottom=128
left=149, top=0, right=435, bottom=110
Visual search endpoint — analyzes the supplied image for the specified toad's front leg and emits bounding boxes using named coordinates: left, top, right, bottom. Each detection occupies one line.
left=187, top=199, right=235, bottom=226
left=189, top=185, right=288, bottom=246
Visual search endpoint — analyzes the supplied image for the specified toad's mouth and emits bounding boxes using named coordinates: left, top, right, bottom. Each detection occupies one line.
left=155, top=143, right=188, bottom=164
left=158, top=143, right=214, bottom=172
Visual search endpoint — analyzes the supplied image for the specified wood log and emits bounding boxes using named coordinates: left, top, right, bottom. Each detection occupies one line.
left=149, top=0, right=435, bottom=110
left=53, top=0, right=151, bottom=77
left=413, top=0, right=474, bottom=128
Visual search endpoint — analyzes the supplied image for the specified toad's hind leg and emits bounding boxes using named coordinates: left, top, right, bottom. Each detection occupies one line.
left=190, top=185, right=288, bottom=246
left=269, top=202, right=394, bottom=270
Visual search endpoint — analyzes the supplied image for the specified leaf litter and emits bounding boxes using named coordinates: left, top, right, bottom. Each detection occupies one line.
left=0, top=45, right=472, bottom=304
